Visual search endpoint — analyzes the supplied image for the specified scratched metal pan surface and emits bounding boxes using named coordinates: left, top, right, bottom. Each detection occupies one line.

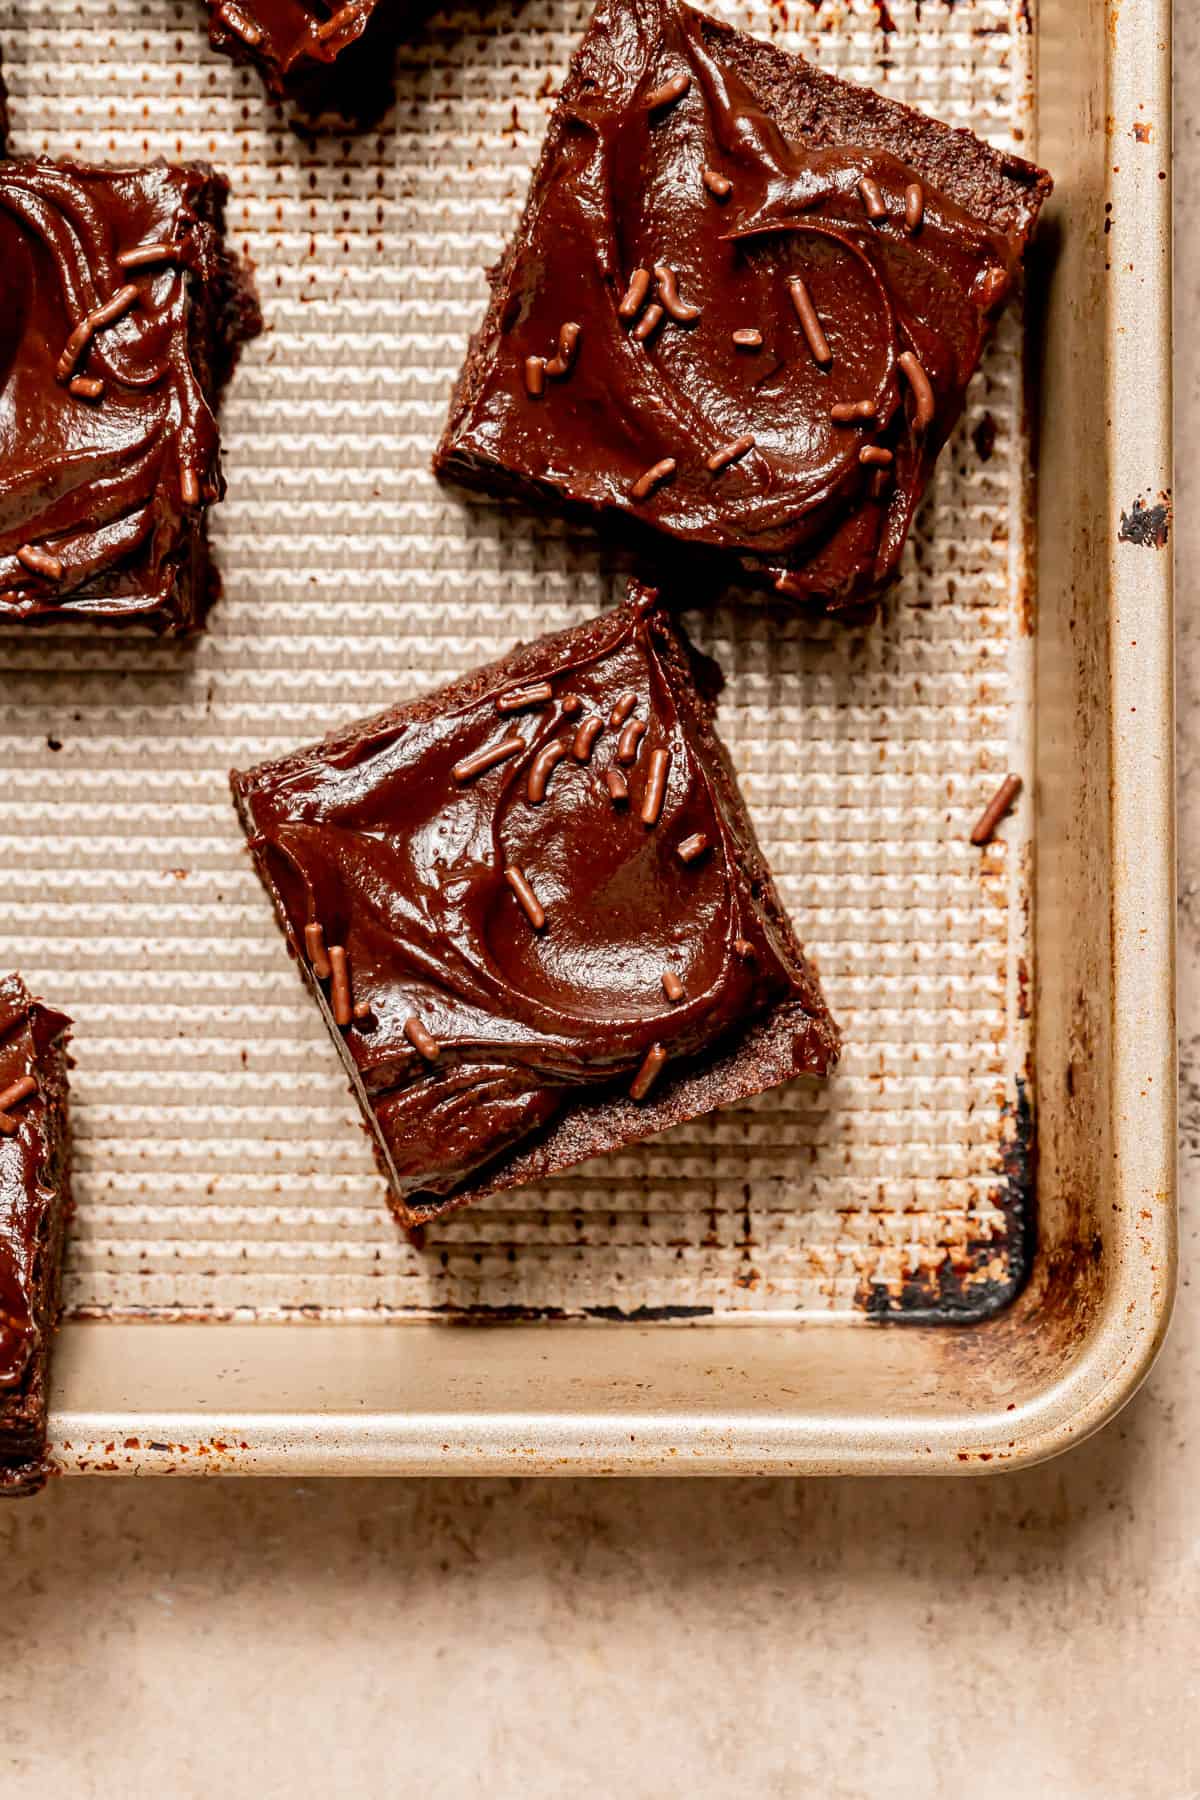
left=0, top=0, right=1174, bottom=1476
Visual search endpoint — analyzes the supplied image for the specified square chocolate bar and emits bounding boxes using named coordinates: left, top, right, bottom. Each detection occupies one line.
left=232, top=585, right=839, bottom=1225
left=436, top=0, right=1051, bottom=615
left=0, top=975, right=72, bottom=1498
left=0, top=159, right=260, bottom=634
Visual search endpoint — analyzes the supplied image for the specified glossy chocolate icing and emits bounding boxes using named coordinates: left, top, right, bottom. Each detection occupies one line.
left=437, top=0, right=1049, bottom=611
left=233, top=587, right=837, bottom=1205
left=0, top=976, right=70, bottom=1396
left=0, top=159, right=251, bottom=631
left=205, top=0, right=392, bottom=106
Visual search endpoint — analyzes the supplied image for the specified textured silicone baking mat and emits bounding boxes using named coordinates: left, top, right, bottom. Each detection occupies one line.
left=0, top=0, right=1035, bottom=1321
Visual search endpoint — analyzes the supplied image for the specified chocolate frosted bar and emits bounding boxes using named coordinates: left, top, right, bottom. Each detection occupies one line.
left=232, top=584, right=839, bottom=1226
left=435, top=0, right=1052, bottom=615
left=202, top=1, right=401, bottom=117
left=0, top=976, right=72, bottom=1499
left=0, top=158, right=261, bottom=634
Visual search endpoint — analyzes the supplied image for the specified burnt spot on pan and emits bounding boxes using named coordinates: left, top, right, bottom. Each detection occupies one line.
left=856, top=1077, right=1035, bottom=1324
left=1119, top=497, right=1171, bottom=549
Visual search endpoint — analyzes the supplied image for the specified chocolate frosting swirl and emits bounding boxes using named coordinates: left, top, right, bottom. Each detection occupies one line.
left=234, top=589, right=835, bottom=1202
left=438, top=0, right=1042, bottom=610
left=0, top=160, right=227, bottom=624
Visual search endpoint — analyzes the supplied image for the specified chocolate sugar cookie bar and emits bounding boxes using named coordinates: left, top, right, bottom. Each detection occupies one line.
left=232, top=584, right=839, bottom=1226
left=435, top=0, right=1052, bottom=615
left=0, top=976, right=72, bottom=1498
left=0, top=158, right=260, bottom=633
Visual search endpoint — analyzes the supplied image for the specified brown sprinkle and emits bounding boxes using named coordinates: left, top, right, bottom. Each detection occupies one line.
left=572, top=715, right=604, bottom=762
left=526, top=739, right=569, bottom=803
left=180, top=465, right=201, bottom=506
left=732, top=328, right=762, bottom=349
left=56, top=282, right=139, bottom=382
left=403, top=1015, right=441, bottom=1062
left=452, top=735, right=524, bottom=784
left=970, top=773, right=1023, bottom=847
left=116, top=240, right=181, bottom=270
left=218, top=1, right=263, bottom=44
left=788, top=275, right=831, bottom=367
left=653, top=265, right=701, bottom=323
left=545, top=321, right=581, bottom=378
left=0, top=1076, right=37, bottom=1116
left=868, top=467, right=892, bottom=499
left=858, top=176, right=887, bottom=221
left=304, top=921, right=332, bottom=980
left=316, top=1, right=358, bottom=37
left=632, top=303, right=665, bottom=343
left=733, top=938, right=755, bottom=959
left=524, top=354, right=546, bottom=399
left=618, top=268, right=652, bottom=322
left=353, top=1000, right=374, bottom=1023
left=630, top=1042, right=668, bottom=1101
left=630, top=457, right=676, bottom=501
left=605, top=768, right=629, bottom=804
left=860, top=445, right=893, bottom=467
left=645, top=72, right=690, bottom=111
left=676, top=832, right=709, bottom=864
left=702, top=167, right=732, bottom=200
left=560, top=694, right=583, bottom=716
left=661, top=971, right=685, bottom=1002
left=17, top=544, right=62, bottom=581
left=610, top=691, right=638, bottom=728
left=640, top=747, right=670, bottom=826
left=617, top=718, right=647, bottom=764
left=69, top=375, right=105, bottom=400
left=976, top=266, right=1009, bottom=306
left=505, top=865, right=546, bottom=931
left=904, top=181, right=925, bottom=233
left=706, top=435, right=755, bottom=474
left=898, top=349, right=936, bottom=431
left=328, top=945, right=353, bottom=1027
left=830, top=399, right=876, bottom=424
left=496, top=682, right=553, bottom=713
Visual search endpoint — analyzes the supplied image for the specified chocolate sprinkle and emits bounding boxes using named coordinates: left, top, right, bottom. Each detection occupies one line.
left=545, top=321, right=581, bottom=378
left=630, top=1042, right=668, bottom=1101
left=732, top=328, right=763, bottom=349
left=976, top=266, right=1010, bottom=306
left=329, top=945, right=353, bottom=1027
left=706, top=435, right=755, bottom=474
left=180, top=465, right=201, bottom=506
left=452, top=735, right=524, bottom=784
left=617, top=718, right=647, bottom=763
left=526, top=739, right=569, bottom=803
left=632, top=303, right=665, bottom=343
left=905, top=182, right=925, bottom=233
left=733, top=938, right=755, bottom=959
left=0, top=1076, right=37, bottom=1118
left=68, top=375, right=105, bottom=400
left=610, top=692, right=638, bottom=727
left=496, top=682, right=553, bottom=713
left=702, top=167, right=732, bottom=200
left=858, top=176, right=887, bottom=221
left=630, top=457, right=676, bottom=500
left=17, top=545, right=62, bottom=581
left=970, top=773, right=1022, bottom=847
left=661, top=971, right=685, bottom=1002
left=316, top=1, right=358, bottom=38
left=676, top=832, right=709, bottom=864
left=116, top=240, right=182, bottom=270
left=304, top=921, right=332, bottom=980
left=56, top=282, right=139, bottom=383
left=605, top=769, right=629, bottom=804
left=645, top=72, right=690, bottom=111
left=403, top=1015, right=441, bottom=1062
left=505, top=865, right=546, bottom=930
left=787, top=276, right=831, bottom=367
left=524, top=355, right=547, bottom=398
left=830, top=399, right=876, bottom=423
left=640, top=747, right=670, bottom=826
left=560, top=694, right=583, bottom=716
left=653, top=265, right=701, bottom=323
left=218, top=1, right=263, bottom=44
left=618, top=268, right=652, bottom=322
left=859, top=445, right=893, bottom=466
left=572, top=715, right=604, bottom=761
left=898, top=349, right=936, bottom=431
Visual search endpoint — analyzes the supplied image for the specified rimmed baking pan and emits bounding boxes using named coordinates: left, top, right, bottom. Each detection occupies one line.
left=0, top=0, right=1173, bottom=1474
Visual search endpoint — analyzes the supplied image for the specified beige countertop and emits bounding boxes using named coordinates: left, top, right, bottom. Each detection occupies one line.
left=1, top=8, right=1192, bottom=1796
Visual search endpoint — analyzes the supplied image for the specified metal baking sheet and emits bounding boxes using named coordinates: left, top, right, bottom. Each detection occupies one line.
left=0, top=0, right=1177, bottom=1475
